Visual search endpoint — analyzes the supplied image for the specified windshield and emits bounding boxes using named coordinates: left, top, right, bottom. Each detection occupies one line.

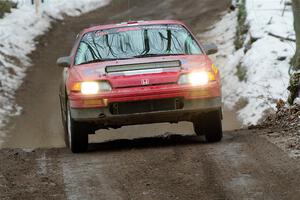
left=75, top=24, right=203, bottom=65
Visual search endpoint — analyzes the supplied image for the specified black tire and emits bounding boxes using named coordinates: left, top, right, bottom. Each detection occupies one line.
left=193, top=121, right=203, bottom=136
left=65, top=101, right=89, bottom=153
left=193, top=111, right=223, bottom=143
left=59, top=95, right=68, bottom=136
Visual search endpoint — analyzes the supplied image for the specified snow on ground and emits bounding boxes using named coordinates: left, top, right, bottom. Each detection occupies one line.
left=202, top=0, right=295, bottom=125
left=0, top=0, right=110, bottom=146
left=200, top=10, right=242, bottom=121
left=201, top=1, right=299, bottom=157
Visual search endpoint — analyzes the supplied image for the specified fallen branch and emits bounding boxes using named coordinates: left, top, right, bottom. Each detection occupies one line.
left=268, top=32, right=296, bottom=42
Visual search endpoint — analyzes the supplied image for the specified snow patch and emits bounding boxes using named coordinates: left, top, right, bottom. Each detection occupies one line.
left=201, top=0, right=294, bottom=125
left=236, top=0, right=294, bottom=125
left=0, top=0, right=110, bottom=146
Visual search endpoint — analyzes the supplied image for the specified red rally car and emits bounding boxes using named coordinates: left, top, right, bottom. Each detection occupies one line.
left=57, top=20, right=222, bottom=153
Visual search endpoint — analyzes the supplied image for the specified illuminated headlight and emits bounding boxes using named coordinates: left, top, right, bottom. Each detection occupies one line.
left=178, top=72, right=211, bottom=86
left=80, top=81, right=112, bottom=95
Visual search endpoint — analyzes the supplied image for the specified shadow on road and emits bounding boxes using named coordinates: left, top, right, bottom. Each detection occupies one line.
left=87, top=134, right=207, bottom=153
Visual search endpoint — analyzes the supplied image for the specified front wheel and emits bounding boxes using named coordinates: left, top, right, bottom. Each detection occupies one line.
left=65, top=102, right=89, bottom=153
left=193, top=111, right=223, bottom=143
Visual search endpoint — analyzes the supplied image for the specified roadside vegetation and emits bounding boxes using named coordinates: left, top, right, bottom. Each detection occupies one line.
left=256, top=100, right=300, bottom=157
left=234, top=0, right=248, bottom=50
left=0, top=0, right=17, bottom=18
left=233, top=0, right=249, bottom=82
left=235, top=63, right=247, bottom=82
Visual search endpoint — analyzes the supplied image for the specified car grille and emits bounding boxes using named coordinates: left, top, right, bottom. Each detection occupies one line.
left=105, top=60, right=181, bottom=75
left=109, top=98, right=183, bottom=115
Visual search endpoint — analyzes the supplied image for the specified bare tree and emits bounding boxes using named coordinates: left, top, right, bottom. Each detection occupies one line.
left=292, top=0, right=300, bottom=70
left=288, top=0, right=300, bottom=104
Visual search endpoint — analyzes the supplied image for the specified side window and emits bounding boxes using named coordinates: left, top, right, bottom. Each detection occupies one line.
left=75, top=42, right=90, bottom=65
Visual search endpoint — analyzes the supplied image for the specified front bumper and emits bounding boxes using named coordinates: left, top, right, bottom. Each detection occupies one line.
left=69, top=82, right=221, bottom=108
left=70, top=97, right=222, bottom=127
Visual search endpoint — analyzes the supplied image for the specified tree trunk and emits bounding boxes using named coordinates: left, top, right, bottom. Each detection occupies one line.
left=292, top=0, right=300, bottom=70
left=35, top=0, right=40, bottom=14
left=288, top=0, right=300, bottom=105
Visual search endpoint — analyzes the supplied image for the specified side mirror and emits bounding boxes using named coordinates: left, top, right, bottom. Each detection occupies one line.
left=203, top=43, right=218, bottom=55
left=57, top=56, right=71, bottom=68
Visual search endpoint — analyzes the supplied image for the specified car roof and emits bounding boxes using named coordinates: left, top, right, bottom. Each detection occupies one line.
left=81, top=20, right=187, bottom=34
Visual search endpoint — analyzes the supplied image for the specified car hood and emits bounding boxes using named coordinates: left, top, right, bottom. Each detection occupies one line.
left=73, top=55, right=213, bottom=81
left=72, top=55, right=214, bottom=88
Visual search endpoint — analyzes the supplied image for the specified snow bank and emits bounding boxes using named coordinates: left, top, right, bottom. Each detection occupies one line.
left=239, top=0, right=294, bottom=124
left=202, top=0, right=295, bottom=125
left=0, top=0, right=110, bottom=145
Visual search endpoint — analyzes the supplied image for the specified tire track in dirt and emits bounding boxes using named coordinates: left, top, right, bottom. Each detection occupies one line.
left=1, top=132, right=300, bottom=199
left=58, top=132, right=300, bottom=200
left=0, top=149, right=66, bottom=200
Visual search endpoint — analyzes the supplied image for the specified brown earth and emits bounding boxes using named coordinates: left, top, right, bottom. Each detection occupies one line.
left=1, top=131, right=300, bottom=200
left=254, top=102, right=300, bottom=158
left=1, top=0, right=300, bottom=199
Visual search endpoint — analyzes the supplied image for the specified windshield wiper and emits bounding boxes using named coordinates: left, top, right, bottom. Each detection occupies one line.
left=134, top=53, right=186, bottom=58
left=78, top=57, right=131, bottom=65
left=78, top=54, right=186, bottom=65
left=79, top=59, right=106, bottom=65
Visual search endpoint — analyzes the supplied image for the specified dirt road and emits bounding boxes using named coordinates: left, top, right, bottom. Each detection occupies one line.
left=1, top=0, right=300, bottom=199
left=1, top=131, right=300, bottom=200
